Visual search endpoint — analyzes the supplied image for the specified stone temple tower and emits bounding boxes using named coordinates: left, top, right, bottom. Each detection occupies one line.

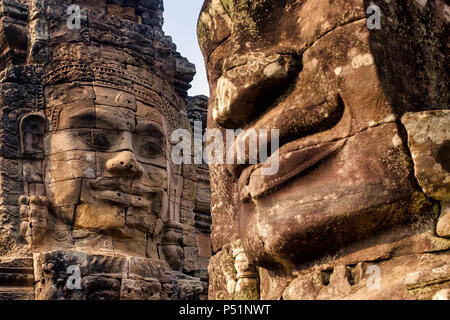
left=0, top=0, right=211, bottom=300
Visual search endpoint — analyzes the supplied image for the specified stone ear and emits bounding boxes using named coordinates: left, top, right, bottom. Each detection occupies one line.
left=19, top=113, right=46, bottom=159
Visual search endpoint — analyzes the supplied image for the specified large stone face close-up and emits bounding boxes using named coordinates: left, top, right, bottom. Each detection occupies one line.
left=0, top=0, right=212, bottom=300
left=198, top=0, right=449, bottom=300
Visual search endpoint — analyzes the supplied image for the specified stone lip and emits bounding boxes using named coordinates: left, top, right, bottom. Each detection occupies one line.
left=0, top=256, right=34, bottom=300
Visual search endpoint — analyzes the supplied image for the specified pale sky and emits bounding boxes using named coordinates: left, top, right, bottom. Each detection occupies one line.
left=163, top=0, right=210, bottom=97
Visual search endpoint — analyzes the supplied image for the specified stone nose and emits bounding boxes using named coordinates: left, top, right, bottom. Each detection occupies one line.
left=106, top=151, right=142, bottom=177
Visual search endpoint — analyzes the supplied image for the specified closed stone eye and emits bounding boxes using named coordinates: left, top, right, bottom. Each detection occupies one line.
left=143, top=143, right=162, bottom=156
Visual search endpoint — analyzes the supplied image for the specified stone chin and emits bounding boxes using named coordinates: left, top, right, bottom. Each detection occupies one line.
left=237, top=121, right=430, bottom=270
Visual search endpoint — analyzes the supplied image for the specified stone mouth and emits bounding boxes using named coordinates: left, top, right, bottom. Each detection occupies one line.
left=240, top=139, right=346, bottom=201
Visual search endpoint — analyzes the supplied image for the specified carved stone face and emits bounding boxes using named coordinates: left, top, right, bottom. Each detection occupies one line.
left=198, top=0, right=435, bottom=269
left=39, top=82, right=171, bottom=256
left=0, top=0, right=210, bottom=300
